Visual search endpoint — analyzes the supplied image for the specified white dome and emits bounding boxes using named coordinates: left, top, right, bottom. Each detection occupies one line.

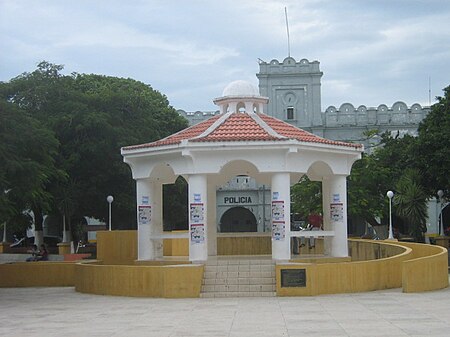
left=222, top=80, right=259, bottom=97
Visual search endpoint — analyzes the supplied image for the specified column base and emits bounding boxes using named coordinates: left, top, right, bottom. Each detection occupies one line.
left=57, top=242, right=72, bottom=255
left=0, top=242, right=10, bottom=253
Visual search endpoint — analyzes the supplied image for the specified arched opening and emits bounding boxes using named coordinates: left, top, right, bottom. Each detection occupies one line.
left=163, top=176, right=188, bottom=231
left=220, top=207, right=257, bottom=232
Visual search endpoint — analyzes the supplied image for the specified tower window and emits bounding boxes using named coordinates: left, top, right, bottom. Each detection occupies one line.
left=287, top=107, right=294, bottom=120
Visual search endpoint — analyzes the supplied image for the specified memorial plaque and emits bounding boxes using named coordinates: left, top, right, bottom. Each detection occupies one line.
left=281, top=269, right=306, bottom=287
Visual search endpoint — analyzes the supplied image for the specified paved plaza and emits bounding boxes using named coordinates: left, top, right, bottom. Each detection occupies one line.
left=1, top=278, right=449, bottom=337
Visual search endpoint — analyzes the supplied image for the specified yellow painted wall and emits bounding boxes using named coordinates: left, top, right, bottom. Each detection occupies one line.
left=97, top=230, right=137, bottom=264
left=349, top=239, right=406, bottom=261
left=0, top=243, right=8, bottom=253
left=0, top=262, right=76, bottom=287
left=277, top=240, right=413, bottom=296
left=397, top=242, right=449, bottom=293
left=163, top=265, right=204, bottom=298
left=57, top=242, right=71, bottom=255
left=217, top=236, right=271, bottom=255
left=163, top=231, right=189, bottom=256
left=75, top=262, right=203, bottom=298
left=3, top=232, right=447, bottom=297
left=434, top=237, right=449, bottom=249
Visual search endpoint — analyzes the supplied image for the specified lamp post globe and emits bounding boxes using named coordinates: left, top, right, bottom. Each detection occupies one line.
left=387, top=191, right=394, bottom=240
left=107, top=195, right=114, bottom=231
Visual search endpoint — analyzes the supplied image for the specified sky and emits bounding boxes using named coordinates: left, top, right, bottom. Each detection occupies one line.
left=1, top=0, right=449, bottom=112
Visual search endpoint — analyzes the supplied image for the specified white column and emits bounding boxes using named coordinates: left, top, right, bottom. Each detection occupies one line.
left=136, top=179, right=163, bottom=260
left=245, top=101, right=254, bottom=113
left=271, top=172, right=291, bottom=260
left=322, top=177, right=331, bottom=256
left=207, top=182, right=217, bottom=256
left=228, top=102, right=237, bottom=113
left=188, top=174, right=208, bottom=262
left=326, top=175, right=348, bottom=257
left=258, top=102, right=264, bottom=113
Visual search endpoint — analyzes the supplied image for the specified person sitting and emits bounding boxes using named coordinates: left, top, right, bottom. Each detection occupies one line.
left=26, top=244, right=39, bottom=262
left=36, top=244, right=49, bottom=261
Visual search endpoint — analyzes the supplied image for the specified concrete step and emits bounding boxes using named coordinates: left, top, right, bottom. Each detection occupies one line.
left=200, top=291, right=276, bottom=298
left=201, top=257, right=277, bottom=298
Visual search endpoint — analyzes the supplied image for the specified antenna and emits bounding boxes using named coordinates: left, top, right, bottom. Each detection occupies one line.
left=428, top=76, right=431, bottom=106
left=285, top=7, right=291, bottom=57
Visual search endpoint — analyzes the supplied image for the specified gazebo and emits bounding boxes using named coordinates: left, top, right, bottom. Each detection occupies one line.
left=121, top=80, right=363, bottom=262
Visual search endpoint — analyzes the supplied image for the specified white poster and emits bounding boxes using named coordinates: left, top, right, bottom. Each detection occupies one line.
left=138, top=205, right=151, bottom=225
left=190, top=223, right=205, bottom=244
left=141, top=195, right=149, bottom=205
left=272, top=201, right=285, bottom=221
left=190, top=203, right=204, bottom=223
left=330, top=203, right=344, bottom=222
left=272, top=221, right=285, bottom=241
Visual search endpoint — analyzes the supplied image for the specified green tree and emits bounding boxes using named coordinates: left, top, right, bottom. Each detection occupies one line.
left=163, top=177, right=188, bottom=230
left=394, top=169, right=428, bottom=242
left=0, top=100, right=59, bottom=237
left=347, top=132, right=420, bottom=235
left=1, top=61, right=189, bottom=233
left=347, top=154, right=389, bottom=228
left=61, top=73, right=188, bottom=226
left=53, top=179, right=79, bottom=241
left=415, top=85, right=450, bottom=196
left=291, top=176, right=322, bottom=220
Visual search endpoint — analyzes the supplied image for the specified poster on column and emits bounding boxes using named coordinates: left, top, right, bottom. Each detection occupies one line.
left=271, top=200, right=285, bottom=221
left=138, top=205, right=151, bottom=225
left=190, top=203, right=204, bottom=223
left=190, top=223, right=205, bottom=244
left=272, top=221, right=285, bottom=241
left=330, top=203, right=344, bottom=222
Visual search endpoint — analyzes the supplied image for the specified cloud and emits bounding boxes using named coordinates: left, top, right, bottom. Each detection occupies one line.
left=1, top=0, right=449, bottom=111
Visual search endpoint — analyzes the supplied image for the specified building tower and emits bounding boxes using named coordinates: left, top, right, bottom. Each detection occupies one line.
left=257, top=57, right=323, bottom=129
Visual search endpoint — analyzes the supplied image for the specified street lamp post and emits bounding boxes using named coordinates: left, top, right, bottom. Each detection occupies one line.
left=437, top=190, right=444, bottom=236
left=2, top=222, right=6, bottom=243
left=107, top=195, right=114, bottom=231
left=387, top=191, right=394, bottom=240
left=2, top=189, right=12, bottom=243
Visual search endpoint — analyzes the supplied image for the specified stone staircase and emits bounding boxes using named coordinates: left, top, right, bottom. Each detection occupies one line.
left=200, top=256, right=276, bottom=298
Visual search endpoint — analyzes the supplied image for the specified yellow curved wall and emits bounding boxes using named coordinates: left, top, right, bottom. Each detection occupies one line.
left=397, top=242, right=449, bottom=293
left=75, top=262, right=203, bottom=298
left=2, top=232, right=447, bottom=297
left=0, top=262, right=76, bottom=287
left=276, top=240, right=413, bottom=296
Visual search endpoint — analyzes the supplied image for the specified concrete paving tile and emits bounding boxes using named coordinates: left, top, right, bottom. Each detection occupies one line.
left=288, top=327, right=348, bottom=336
left=1, top=282, right=450, bottom=337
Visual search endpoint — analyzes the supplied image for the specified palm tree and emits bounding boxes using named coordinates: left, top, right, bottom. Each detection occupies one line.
left=394, top=169, right=428, bottom=242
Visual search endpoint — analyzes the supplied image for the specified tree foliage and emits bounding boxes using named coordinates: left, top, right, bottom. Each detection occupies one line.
left=163, top=177, right=188, bottom=230
left=290, top=176, right=322, bottom=220
left=0, top=100, right=59, bottom=233
left=415, top=85, right=450, bottom=196
left=393, top=169, right=428, bottom=241
left=0, top=61, right=189, bottom=234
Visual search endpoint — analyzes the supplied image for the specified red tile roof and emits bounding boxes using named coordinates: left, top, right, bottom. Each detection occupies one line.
left=192, top=113, right=279, bottom=142
left=122, top=112, right=362, bottom=151
left=122, top=114, right=221, bottom=150
left=258, top=114, right=362, bottom=149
